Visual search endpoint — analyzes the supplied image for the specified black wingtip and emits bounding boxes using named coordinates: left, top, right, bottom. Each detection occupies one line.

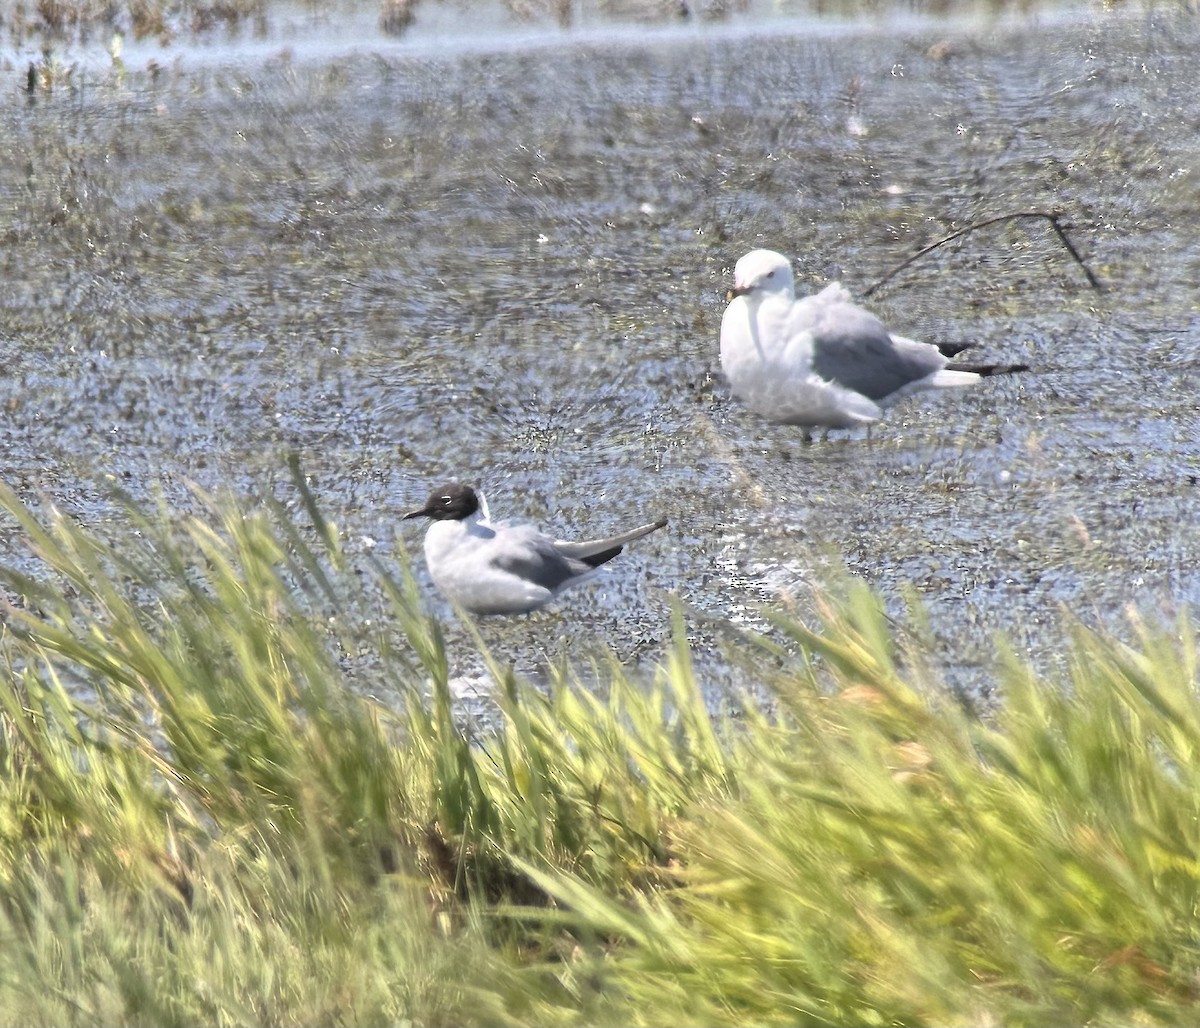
left=580, top=544, right=624, bottom=569
left=580, top=520, right=667, bottom=570
left=955, top=362, right=1030, bottom=378
left=936, top=340, right=976, bottom=359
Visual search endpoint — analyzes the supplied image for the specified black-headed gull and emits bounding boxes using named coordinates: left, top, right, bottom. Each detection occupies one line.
left=403, top=483, right=667, bottom=615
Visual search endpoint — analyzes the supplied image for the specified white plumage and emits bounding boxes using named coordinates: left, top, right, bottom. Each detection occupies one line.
left=404, top=483, right=666, bottom=615
left=720, top=248, right=1024, bottom=429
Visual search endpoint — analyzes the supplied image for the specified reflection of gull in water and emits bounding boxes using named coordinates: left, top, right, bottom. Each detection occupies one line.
left=720, top=249, right=1027, bottom=430
left=403, top=483, right=667, bottom=615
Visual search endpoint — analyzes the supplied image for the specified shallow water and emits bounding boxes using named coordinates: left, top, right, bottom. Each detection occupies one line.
left=1, top=3, right=1198, bottom=704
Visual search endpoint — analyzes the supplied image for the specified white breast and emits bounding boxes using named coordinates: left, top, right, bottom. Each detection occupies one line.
left=422, top=517, right=554, bottom=615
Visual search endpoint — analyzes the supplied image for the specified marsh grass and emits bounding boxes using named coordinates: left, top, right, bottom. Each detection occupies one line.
left=0, top=480, right=1198, bottom=1026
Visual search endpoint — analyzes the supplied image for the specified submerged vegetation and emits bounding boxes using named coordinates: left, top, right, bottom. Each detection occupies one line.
left=0, top=479, right=1198, bottom=1026
left=0, top=0, right=1159, bottom=51
left=4, top=0, right=680, bottom=48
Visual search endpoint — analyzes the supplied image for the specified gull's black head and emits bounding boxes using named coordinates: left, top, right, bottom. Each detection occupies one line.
left=403, top=482, right=480, bottom=522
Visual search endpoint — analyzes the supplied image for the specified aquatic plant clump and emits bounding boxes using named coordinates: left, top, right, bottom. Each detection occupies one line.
left=0, top=482, right=1197, bottom=1026
left=6, top=0, right=265, bottom=43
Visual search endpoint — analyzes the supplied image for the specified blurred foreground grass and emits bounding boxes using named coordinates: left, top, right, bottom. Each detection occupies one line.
left=0, top=478, right=1197, bottom=1026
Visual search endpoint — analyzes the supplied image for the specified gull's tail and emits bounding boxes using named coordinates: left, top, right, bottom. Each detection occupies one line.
left=554, top=519, right=668, bottom=568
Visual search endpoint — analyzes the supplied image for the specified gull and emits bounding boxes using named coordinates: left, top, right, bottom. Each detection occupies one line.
left=403, top=482, right=667, bottom=615
left=719, top=248, right=1027, bottom=429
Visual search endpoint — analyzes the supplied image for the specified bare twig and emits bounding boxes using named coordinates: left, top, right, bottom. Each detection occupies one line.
left=862, top=209, right=1102, bottom=298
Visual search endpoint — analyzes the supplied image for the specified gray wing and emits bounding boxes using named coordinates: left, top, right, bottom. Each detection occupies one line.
left=553, top=519, right=668, bottom=566
left=808, top=302, right=945, bottom=402
left=490, top=527, right=591, bottom=592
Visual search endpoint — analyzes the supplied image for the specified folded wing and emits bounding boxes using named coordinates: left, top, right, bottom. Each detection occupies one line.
left=553, top=519, right=668, bottom=567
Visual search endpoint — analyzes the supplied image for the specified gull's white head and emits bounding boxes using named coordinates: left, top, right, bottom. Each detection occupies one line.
left=728, top=249, right=795, bottom=301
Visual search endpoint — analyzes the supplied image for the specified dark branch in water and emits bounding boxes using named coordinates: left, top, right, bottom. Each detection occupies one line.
left=862, top=210, right=1102, bottom=298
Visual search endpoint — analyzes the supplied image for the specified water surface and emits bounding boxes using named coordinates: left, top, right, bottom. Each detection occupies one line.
left=2, top=3, right=1197, bottom=703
